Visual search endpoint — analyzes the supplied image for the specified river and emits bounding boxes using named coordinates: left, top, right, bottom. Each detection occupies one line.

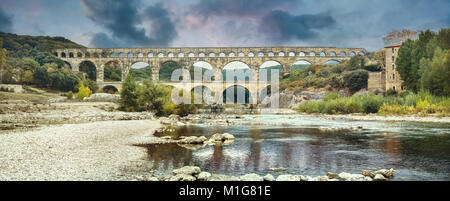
left=138, top=115, right=450, bottom=180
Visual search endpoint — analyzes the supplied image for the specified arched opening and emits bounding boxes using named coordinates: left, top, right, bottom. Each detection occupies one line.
left=198, top=52, right=205, bottom=57
left=299, top=52, right=306, bottom=56
left=288, top=52, right=295, bottom=57
left=54, top=52, right=58, bottom=57
left=258, top=52, right=264, bottom=57
left=148, top=53, right=154, bottom=58
left=138, top=52, right=144, bottom=58
left=350, top=52, right=356, bottom=57
left=159, top=61, right=181, bottom=82
left=291, top=60, right=312, bottom=72
left=238, top=52, right=245, bottom=57
left=158, top=53, right=164, bottom=58
left=259, top=85, right=271, bottom=104
left=268, top=52, right=274, bottom=57
left=79, top=61, right=97, bottom=81
left=77, top=52, right=82, bottom=58
left=222, top=61, right=252, bottom=82
left=358, top=51, right=365, bottom=56
left=63, top=61, right=72, bottom=70
left=229, top=52, right=236, bottom=57
left=191, top=85, right=214, bottom=103
left=69, top=52, right=74, bottom=58
left=278, top=52, right=285, bottom=57
left=340, top=51, right=346, bottom=57
left=188, top=53, right=195, bottom=57
left=128, top=53, right=134, bottom=58
left=223, top=85, right=251, bottom=104
left=102, top=85, right=118, bottom=94
left=61, top=52, right=66, bottom=58
left=330, top=51, right=337, bottom=57
left=104, top=61, right=122, bottom=81
left=259, top=61, right=282, bottom=81
left=324, top=60, right=340, bottom=65
left=101, top=52, right=108, bottom=58
left=178, top=53, right=184, bottom=57
left=219, top=53, right=226, bottom=57
left=209, top=53, right=215, bottom=57
left=110, top=53, right=116, bottom=58
left=168, top=52, right=175, bottom=58
left=85, top=52, right=90, bottom=58
left=130, top=62, right=152, bottom=81
left=320, top=52, right=326, bottom=57
left=248, top=52, right=255, bottom=57
left=309, top=52, right=316, bottom=57
left=190, top=61, right=215, bottom=82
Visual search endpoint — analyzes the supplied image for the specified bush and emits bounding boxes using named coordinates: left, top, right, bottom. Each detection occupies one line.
left=67, top=91, right=73, bottom=100
left=324, top=92, right=341, bottom=101
left=360, top=95, right=384, bottom=113
left=75, top=83, right=92, bottom=100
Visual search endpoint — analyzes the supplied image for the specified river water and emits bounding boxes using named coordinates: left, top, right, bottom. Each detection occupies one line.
left=139, top=115, right=450, bottom=180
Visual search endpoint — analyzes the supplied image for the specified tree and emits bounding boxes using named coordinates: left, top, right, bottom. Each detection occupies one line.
left=0, top=38, right=6, bottom=71
left=22, top=70, right=34, bottom=84
left=75, top=83, right=92, bottom=100
left=383, top=29, right=418, bottom=45
left=33, top=66, right=49, bottom=88
left=119, top=75, right=140, bottom=112
left=436, top=28, right=450, bottom=50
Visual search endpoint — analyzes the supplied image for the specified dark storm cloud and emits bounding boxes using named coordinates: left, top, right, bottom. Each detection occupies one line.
left=80, top=0, right=177, bottom=47
left=259, top=10, right=335, bottom=42
left=191, top=0, right=298, bottom=18
left=90, top=32, right=123, bottom=48
left=0, top=7, right=13, bottom=33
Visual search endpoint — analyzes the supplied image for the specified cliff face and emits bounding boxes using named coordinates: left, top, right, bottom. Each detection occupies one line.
left=278, top=90, right=348, bottom=109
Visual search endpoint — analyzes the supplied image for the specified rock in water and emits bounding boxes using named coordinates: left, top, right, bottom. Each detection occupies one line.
left=173, top=166, right=201, bottom=175
left=275, top=174, right=306, bottom=181
left=240, top=174, right=263, bottom=181
left=178, top=136, right=207, bottom=144
left=374, top=169, right=396, bottom=179
left=326, top=172, right=340, bottom=179
left=263, top=174, right=275, bottom=181
left=373, top=174, right=388, bottom=181
left=362, top=170, right=375, bottom=178
left=197, top=172, right=212, bottom=180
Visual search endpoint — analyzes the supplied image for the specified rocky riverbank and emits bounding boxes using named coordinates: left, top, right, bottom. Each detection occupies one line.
left=136, top=166, right=396, bottom=181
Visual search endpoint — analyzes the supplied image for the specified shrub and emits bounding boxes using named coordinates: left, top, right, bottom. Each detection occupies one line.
left=324, top=92, right=341, bottom=101
left=75, top=83, right=91, bottom=100
left=360, top=95, right=384, bottom=113
left=67, top=91, right=73, bottom=100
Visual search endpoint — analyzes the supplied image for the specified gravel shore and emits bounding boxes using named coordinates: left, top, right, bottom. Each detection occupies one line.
left=0, top=120, right=161, bottom=181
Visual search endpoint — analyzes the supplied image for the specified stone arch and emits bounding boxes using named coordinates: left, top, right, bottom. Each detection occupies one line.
left=219, top=52, right=226, bottom=57
left=102, top=85, right=119, bottom=94
left=148, top=52, right=154, bottom=57
left=104, top=60, right=122, bottom=81
left=329, top=51, right=337, bottom=57
left=358, top=51, right=365, bottom=56
left=168, top=52, right=175, bottom=58
left=137, top=52, right=144, bottom=58
left=198, top=52, right=206, bottom=57
left=63, top=61, right=72, bottom=70
left=69, top=52, right=74, bottom=58
left=309, top=52, right=316, bottom=57
left=222, top=85, right=252, bottom=104
left=178, top=52, right=184, bottom=57
left=119, top=52, right=125, bottom=58
left=259, top=61, right=283, bottom=81
left=268, top=52, right=274, bottom=57
left=248, top=52, right=255, bottom=57
left=127, top=53, right=134, bottom=58
left=238, top=52, right=245, bottom=57
left=288, top=52, right=296, bottom=57
left=320, top=52, right=326, bottom=57
left=77, top=52, right=83, bottom=58
left=93, top=53, right=100, bottom=58
left=159, top=60, right=181, bottom=82
left=53, top=52, right=58, bottom=57
left=209, top=52, right=216, bottom=57
left=85, top=52, right=90, bottom=58
left=61, top=52, right=67, bottom=58
left=299, top=51, right=306, bottom=57
left=101, top=51, right=108, bottom=58
left=188, top=52, right=195, bottom=57
left=258, top=52, right=264, bottom=57
left=222, top=61, right=251, bottom=82
left=291, top=60, right=312, bottom=72
left=158, top=53, right=164, bottom=58
left=340, top=51, right=346, bottom=57
left=130, top=61, right=152, bottom=81
left=110, top=52, right=116, bottom=58
left=350, top=52, right=356, bottom=57
left=191, top=61, right=215, bottom=82
left=79, top=60, right=97, bottom=81
left=278, top=52, right=285, bottom=57
left=229, top=52, right=236, bottom=57
left=324, top=60, right=340, bottom=65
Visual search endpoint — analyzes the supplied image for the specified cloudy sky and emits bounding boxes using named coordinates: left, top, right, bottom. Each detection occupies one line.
left=0, top=0, right=448, bottom=51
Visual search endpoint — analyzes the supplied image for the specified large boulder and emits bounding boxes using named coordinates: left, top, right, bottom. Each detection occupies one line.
left=178, top=136, right=207, bottom=144
left=196, top=171, right=212, bottom=181
left=374, top=169, right=396, bottom=179
left=362, top=170, right=375, bottom=178
left=173, top=166, right=201, bottom=175
left=373, top=174, right=388, bottom=181
left=239, top=174, right=263, bottom=181
left=263, top=174, right=275, bottom=181
left=210, top=133, right=235, bottom=142
left=326, top=172, right=340, bottom=179
left=169, top=174, right=197, bottom=181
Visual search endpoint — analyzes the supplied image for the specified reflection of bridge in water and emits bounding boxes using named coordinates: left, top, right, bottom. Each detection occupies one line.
left=54, top=46, right=366, bottom=99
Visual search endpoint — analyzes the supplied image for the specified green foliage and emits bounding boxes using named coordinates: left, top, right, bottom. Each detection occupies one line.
left=343, top=70, right=368, bottom=94
left=129, top=66, right=152, bottom=81
left=119, top=75, right=198, bottom=116
left=159, top=62, right=181, bottom=82
left=79, top=62, right=97, bottom=80
left=75, top=83, right=92, bottom=100
left=323, top=92, right=341, bottom=101
left=67, top=91, right=73, bottom=100
left=119, top=76, right=140, bottom=112
left=396, top=28, right=449, bottom=95
left=104, top=64, right=122, bottom=81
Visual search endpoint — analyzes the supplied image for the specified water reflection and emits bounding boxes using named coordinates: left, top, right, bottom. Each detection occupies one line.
left=137, top=116, right=450, bottom=180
